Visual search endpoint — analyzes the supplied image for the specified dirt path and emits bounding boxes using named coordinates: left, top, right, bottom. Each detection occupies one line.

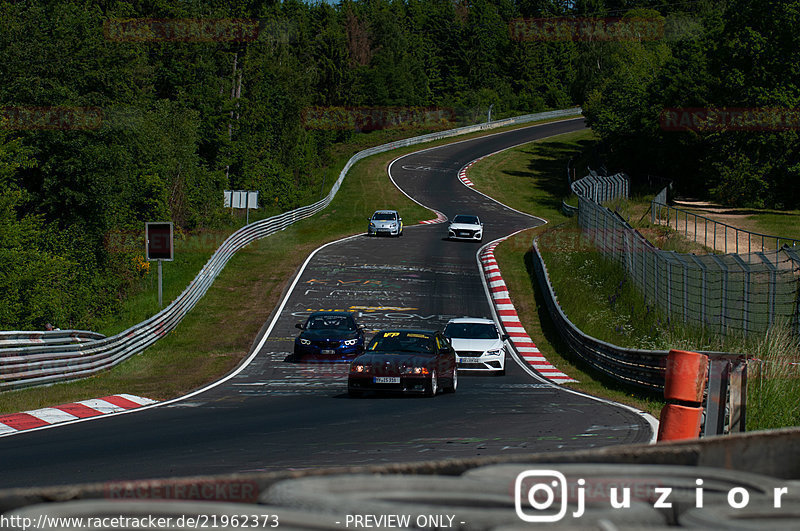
left=656, top=199, right=788, bottom=255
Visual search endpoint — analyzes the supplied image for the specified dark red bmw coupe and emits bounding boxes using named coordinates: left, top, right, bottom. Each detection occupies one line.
left=347, top=329, right=457, bottom=397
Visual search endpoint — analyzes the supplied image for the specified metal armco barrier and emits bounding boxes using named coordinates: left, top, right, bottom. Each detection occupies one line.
left=0, top=330, right=104, bottom=349
left=531, top=237, right=667, bottom=391
left=0, top=108, right=583, bottom=391
left=532, top=237, right=745, bottom=397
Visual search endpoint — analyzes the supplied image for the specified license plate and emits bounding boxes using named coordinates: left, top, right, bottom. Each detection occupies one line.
left=459, top=357, right=481, bottom=363
left=321, top=349, right=336, bottom=355
left=374, top=376, right=400, bottom=384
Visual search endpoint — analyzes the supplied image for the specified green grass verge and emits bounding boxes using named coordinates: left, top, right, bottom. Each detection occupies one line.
left=750, top=210, right=800, bottom=241
left=468, top=129, right=664, bottom=417
left=470, top=129, right=800, bottom=427
left=0, top=114, right=577, bottom=414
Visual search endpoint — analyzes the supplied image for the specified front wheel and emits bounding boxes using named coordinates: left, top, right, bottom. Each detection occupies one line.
left=425, top=370, right=438, bottom=397
left=443, top=368, right=458, bottom=393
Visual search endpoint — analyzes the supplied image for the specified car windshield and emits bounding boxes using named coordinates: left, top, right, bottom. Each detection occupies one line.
left=444, top=322, right=498, bottom=340
left=368, top=331, right=434, bottom=353
left=306, top=315, right=355, bottom=331
left=452, top=215, right=479, bottom=224
left=372, top=212, right=397, bottom=221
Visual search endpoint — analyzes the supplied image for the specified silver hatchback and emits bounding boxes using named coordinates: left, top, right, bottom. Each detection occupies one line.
left=367, top=210, right=403, bottom=237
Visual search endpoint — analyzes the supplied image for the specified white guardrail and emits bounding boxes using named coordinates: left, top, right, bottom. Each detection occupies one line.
left=0, top=108, right=583, bottom=391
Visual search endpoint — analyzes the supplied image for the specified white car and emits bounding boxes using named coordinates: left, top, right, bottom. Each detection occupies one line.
left=368, top=210, right=403, bottom=237
left=443, top=317, right=509, bottom=374
left=447, top=214, right=483, bottom=241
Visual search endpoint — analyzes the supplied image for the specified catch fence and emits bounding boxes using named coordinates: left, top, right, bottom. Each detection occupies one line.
left=571, top=173, right=800, bottom=338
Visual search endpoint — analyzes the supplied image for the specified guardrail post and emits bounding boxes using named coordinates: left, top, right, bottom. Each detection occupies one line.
left=729, top=360, right=747, bottom=433
left=710, top=254, right=729, bottom=335
left=732, top=254, right=750, bottom=337
left=704, top=359, right=729, bottom=436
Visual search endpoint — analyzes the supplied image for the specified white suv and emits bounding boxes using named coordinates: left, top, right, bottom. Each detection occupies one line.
left=443, top=317, right=509, bottom=374
left=447, top=214, right=483, bottom=241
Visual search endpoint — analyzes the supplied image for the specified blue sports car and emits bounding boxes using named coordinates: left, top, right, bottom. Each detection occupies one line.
left=293, top=312, right=365, bottom=361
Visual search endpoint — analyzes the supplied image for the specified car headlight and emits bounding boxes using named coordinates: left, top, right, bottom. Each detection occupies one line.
left=351, top=364, right=369, bottom=373
left=299, top=338, right=311, bottom=345
left=343, top=338, right=359, bottom=346
left=401, top=366, right=429, bottom=375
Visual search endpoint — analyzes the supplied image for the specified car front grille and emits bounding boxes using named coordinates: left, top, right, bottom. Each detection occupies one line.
left=311, top=340, right=340, bottom=349
left=459, top=362, right=487, bottom=369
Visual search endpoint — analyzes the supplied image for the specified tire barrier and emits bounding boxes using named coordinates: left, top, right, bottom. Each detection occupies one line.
left=0, top=108, right=583, bottom=392
left=2, top=426, right=800, bottom=529
left=658, top=349, right=708, bottom=443
left=256, top=463, right=796, bottom=529
left=658, top=404, right=704, bottom=442
left=663, top=349, right=708, bottom=404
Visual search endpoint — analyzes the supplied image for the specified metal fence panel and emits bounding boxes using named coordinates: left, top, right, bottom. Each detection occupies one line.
left=568, top=172, right=800, bottom=338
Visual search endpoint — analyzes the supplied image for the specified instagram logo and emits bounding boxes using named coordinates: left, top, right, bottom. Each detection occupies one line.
left=515, top=470, right=569, bottom=522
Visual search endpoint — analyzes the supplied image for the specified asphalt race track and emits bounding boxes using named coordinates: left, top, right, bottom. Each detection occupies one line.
left=0, top=118, right=653, bottom=489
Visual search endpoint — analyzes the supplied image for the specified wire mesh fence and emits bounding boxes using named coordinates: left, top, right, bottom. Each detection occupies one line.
left=572, top=173, right=800, bottom=339
left=651, top=200, right=800, bottom=256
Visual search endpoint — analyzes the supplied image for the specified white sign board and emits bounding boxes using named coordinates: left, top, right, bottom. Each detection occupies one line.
left=224, top=190, right=259, bottom=209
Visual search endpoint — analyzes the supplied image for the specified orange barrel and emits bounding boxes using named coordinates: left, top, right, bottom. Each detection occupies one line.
left=663, top=349, right=708, bottom=404
left=657, top=403, right=704, bottom=441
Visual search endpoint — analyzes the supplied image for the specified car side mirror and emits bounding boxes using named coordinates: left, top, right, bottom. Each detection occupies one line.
left=502, top=334, right=510, bottom=341
left=295, top=323, right=304, bottom=330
